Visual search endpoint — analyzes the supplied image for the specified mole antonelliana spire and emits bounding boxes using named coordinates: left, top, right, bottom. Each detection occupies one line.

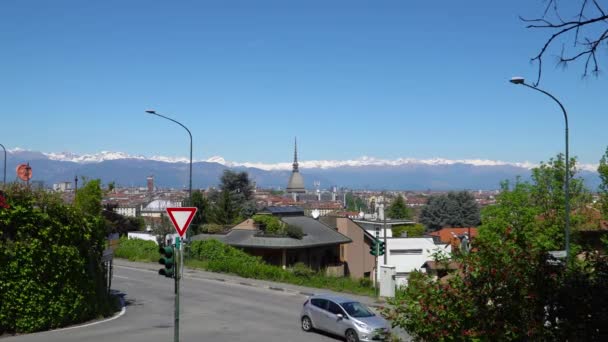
left=286, top=137, right=305, bottom=201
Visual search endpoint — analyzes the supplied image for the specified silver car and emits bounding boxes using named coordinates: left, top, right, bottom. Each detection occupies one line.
left=300, top=294, right=390, bottom=342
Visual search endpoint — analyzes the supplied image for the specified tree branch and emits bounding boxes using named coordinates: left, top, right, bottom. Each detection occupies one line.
left=523, top=0, right=608, bottom=86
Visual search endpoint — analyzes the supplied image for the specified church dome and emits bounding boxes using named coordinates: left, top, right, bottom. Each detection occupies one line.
left=287, top=172, right=305, bottom=193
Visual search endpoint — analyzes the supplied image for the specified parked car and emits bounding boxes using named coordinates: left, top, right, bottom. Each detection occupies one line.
left=300, top=294, right=390, bottom=342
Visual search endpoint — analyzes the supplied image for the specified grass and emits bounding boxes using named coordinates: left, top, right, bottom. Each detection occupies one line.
left=116, top=238, right=375, bottom=297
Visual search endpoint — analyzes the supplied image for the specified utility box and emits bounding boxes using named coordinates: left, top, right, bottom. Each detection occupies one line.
left=379, top=265, right=396, bottom=298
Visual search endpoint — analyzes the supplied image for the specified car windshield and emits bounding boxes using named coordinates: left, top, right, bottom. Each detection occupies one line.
left=341, top=302, right=375, bottom=318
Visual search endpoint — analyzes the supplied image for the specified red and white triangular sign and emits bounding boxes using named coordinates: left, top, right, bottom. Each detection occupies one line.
left=166, top=207, right=198, bottom=237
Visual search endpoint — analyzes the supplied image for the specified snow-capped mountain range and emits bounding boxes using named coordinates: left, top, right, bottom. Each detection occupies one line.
left=12, top=148, right=597, bottom=172
left=4, top=148, right=600, bottom=190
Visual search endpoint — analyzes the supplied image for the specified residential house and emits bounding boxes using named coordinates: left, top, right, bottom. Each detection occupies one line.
left=320, top=216, right=376, bottom=280
left=192, top=206, right=352, bottom=273
left=377, top=237, right=451, bottom=287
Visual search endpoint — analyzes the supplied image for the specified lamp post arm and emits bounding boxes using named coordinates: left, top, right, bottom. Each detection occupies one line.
left=520, top=82, right=570, bottom=263
left=147, top=112, right=193, bottom=203
left=520, top=83, right=568, bottom=129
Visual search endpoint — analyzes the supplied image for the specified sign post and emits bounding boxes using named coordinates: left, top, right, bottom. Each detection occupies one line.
left=166, top=207, right=197, bottom=342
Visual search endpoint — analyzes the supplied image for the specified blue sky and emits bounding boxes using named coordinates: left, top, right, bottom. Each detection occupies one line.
left=1, top=0, right=607, bottom=165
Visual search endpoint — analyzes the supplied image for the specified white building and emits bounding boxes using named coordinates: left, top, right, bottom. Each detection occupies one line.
left=141, top=199, right=183, bottom=218
left=53, top=182, right=72, bottom=192
left=113, top=206, right=138, bottom=218
left=377, top=237, right=451, bottom=287
left=127, top=231, right=180, bottom=246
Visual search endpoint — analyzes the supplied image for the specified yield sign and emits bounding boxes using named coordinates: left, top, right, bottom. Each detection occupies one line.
left=166, top=207, right=198, bottom=237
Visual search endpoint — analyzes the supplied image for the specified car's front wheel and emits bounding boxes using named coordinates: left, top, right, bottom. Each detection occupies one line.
left=345, top=328, right=360, bottom=342
left=301, top=316, right=313, bottom=332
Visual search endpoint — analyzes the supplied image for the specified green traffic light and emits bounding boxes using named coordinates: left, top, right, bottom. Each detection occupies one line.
left=159, top=245, right=175, bottom=278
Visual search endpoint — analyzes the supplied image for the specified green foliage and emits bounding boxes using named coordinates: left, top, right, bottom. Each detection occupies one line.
left=345, top=192, right=367, bottom=212
left=387, top=195, right=412, bottom=219
left=200, top=223, right=226, bottom=234
left=285, top=224, right=304, bottom=239
left=251, top=215, right=303, bottom=239
left=0, top=184, right=113, bottom=334
left=74, top=179, right=103, bottom=216
left=114, top=237, right=159, bottom=262
left=190, top=190, right=210, bottom=235
left=419, top=191, right=480, bottom=231
left=252, top=214, right=283, bottom=234
left=117, top=238, right=374, bottom=296
left=598, top=147, right=608, bottom=220
left=384, top=153, right=606, bottom=341
left=209, top=170, right=257, bottom=221
left=392, top=224, right=424, bottom=237
left=290, top=262, right=315, bottom=278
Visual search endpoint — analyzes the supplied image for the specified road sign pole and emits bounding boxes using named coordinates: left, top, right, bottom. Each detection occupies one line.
left=174, top=239, right=180, bottom=342
left=165, top=207, right=197, bottom=342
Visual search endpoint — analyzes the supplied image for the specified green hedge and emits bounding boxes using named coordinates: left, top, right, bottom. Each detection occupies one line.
left=0, top=185, right=115, bottom=334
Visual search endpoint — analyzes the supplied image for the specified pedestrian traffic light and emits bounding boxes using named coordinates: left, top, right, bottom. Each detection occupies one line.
left=378, top=241, right=385, bottom=256
left=158, top=245, right=175, bottom=278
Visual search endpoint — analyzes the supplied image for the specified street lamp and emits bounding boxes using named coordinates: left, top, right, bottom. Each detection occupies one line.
left=0, top=143, right=6, bottom=188
left=509, top=77, right=570, bottom=263
left=145, top=110, right=193, bottom=203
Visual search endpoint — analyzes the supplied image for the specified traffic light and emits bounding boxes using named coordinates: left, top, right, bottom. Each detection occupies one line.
left=158, top=245, right=175, bottom=278
left=369, top=239, right=379, bottom=256
left=378, top=241, right=385, bottom=256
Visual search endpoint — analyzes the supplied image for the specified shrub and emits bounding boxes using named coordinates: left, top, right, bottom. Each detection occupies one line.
left=201, top=223, right=225, bottom=234
left=114, top=237, right=159, bottom=262
left=285, top=224, right=304, bottom=239
left=0, top=184, right=113, bottom=334
left=392, top=224, right=424, bottom=238
left=252, top=214, right=283, bottom=234
left=291, top=262, right=316, bottom=278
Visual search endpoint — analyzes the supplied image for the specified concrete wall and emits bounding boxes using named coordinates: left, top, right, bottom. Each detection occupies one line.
left=336, top=218, right=375, bottom=279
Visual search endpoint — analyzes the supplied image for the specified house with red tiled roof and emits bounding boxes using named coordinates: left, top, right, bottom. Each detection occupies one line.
left=428, top=227, right=478, bottom=244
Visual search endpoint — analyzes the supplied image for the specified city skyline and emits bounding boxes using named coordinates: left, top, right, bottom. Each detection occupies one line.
left=2, top=1, right=607, bottom=165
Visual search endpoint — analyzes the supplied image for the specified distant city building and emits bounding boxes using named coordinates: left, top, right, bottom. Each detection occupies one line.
left=147, top=175, right=154, bottom=192
left=114, top=206, right=139, bottom=218
left=53, top=181, right=72, bottom=192
left=286, top=138, right=305, bottom=202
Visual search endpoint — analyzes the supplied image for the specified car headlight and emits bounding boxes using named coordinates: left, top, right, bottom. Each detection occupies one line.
left=354, top=321, right=369, bottom=330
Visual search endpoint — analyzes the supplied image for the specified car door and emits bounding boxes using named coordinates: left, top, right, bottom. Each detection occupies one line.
left=325, top=300, right=350, bottom=335
left=309, top=298, right=329, bottom=331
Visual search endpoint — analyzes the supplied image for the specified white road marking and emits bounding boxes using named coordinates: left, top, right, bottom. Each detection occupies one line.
left=47, top=300, right=126, bottom=332
left=114, top=275, right=130, bottom=279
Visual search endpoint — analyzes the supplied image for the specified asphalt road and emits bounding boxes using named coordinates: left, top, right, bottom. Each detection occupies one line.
left=4, top=264, right=344, bottom=342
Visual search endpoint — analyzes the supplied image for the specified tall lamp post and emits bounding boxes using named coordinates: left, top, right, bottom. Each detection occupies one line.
left=509, top=77, right=570, bottom=263
left=145, top=110, right=193, bottom=204
left=0, top=143, right=6, bottom=188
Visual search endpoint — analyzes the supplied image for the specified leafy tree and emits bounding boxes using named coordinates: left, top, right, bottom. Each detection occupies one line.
left=74, top=179, right=103, bottom=216
left=0, top=184, right=113, bottom=334
left=384, top=152, right=606, bottom=340
left=522, top=0, right=608, bottom=85
left=419, top=191, right=480, bottom=231
left=387, top=195, right=412, bottom=220
left=210, top=189, right=240, bottom=225
left=208, top=170, right=257, bottom=224
left=598, top=147, right=608, bottom=219
left=345, top=192, right=367, bottom=212
left=190, top=190, right=210, bottom=235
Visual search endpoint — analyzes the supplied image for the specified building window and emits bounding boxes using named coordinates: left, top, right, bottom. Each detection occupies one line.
left=390, top=249, right=423, bottom=255
left=396, top=272, right=410, bottom=277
